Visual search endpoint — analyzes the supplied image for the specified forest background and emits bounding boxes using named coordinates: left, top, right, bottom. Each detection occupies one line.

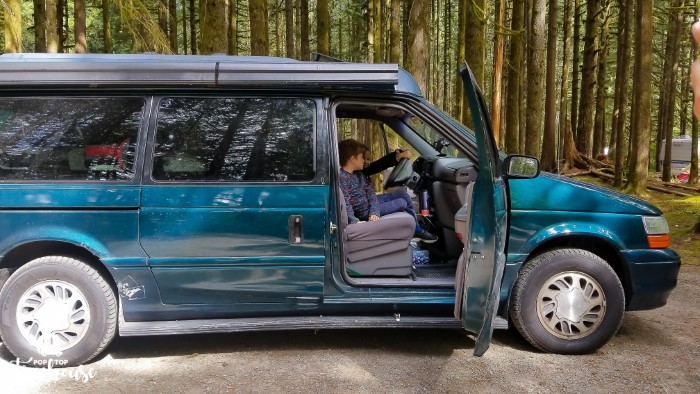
left=1, top=0, right=699, bottom=195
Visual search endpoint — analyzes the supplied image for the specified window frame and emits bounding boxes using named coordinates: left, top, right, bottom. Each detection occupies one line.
left=0, top=94, right=149, bottom=185
left=144, top=95, right=322, bottom=185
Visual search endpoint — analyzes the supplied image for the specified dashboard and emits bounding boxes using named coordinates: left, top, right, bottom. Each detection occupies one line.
left=414, top=157, right=477, bottom=185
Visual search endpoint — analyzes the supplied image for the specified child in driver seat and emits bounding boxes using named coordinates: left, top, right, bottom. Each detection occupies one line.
left=338, top=138, right=437, bottom=243
left=339, top=139, right=380, bottom=224
left=359, top=143, right=437, bottom=243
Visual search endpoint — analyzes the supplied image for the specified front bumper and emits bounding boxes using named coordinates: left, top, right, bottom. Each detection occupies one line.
left=622, top=248, right=681, bottom=311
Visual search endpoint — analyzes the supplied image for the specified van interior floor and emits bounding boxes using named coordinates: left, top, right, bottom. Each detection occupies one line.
left=413, top=263, right=456, bottom=281
left=349, top=263, right=456, bottom=287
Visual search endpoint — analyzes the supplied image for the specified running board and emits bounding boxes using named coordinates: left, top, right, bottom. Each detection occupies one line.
left=119, top=315, right=508, bottom=337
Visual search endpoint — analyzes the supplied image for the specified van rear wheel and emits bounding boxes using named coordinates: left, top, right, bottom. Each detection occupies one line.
left=509, top=248, right=625, bottom=354
left=0, top=256, right=117, bottom=367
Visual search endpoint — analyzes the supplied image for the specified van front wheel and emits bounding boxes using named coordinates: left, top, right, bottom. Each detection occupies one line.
left=0, top=256, right=117, bottom=367
left=509, top=248, right=625, bottom=354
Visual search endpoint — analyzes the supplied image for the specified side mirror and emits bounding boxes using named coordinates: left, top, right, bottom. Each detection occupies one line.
left=502, top=155, right=540, bottom=179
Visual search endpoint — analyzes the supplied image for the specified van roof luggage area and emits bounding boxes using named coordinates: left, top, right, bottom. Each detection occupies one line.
left=0, top=53, right=399, bottom=89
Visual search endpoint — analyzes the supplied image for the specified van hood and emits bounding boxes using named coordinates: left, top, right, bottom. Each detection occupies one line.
left=508, top=172, right=662, bottom=215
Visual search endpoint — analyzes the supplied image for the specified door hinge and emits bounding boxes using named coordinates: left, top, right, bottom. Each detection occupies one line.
left=330, top=222, right=337, bottom=234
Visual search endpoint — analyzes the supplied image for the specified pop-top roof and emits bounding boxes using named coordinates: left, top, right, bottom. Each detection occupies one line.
left=0, top=53, right=424, bottom=95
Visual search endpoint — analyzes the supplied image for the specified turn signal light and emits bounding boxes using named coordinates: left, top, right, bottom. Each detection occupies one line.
left=647, top=234, right=670, bottom=249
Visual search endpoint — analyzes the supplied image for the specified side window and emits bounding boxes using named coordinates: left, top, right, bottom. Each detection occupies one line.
left=153, top=97, right=315, bottom=182
left=336, top=118, right=412, bottom=158
left=0, top=97, right=144, bottom=181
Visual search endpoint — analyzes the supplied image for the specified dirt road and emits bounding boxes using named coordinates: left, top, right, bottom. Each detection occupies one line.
left=2, top=266, right=699, bottom=393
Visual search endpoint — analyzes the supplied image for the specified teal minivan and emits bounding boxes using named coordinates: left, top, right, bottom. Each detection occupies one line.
left=0, top=54, right=679, bottom=366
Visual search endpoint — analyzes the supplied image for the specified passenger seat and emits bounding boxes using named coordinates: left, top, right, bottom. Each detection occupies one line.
left=339, top=189, right=415, bottom=276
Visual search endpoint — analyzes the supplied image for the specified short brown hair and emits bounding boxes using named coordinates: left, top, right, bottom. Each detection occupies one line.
left=339, top=139, right=366, bottom=166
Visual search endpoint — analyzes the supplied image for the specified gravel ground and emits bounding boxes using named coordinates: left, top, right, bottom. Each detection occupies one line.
left=1, top=265, right=698, bottom=393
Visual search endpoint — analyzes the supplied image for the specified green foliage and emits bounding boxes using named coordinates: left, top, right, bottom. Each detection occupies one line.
left=0, top=0, right=699, bottom=191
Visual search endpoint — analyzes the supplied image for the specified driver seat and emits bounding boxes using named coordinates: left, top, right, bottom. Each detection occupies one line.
left=338, top=189, right=415, bottom=276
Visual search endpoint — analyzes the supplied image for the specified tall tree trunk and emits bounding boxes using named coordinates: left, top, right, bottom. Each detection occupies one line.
left=406, top=0, right=429, bottom=94
left=248, top=0, right=269, bottom=55
left=189, top=0, right=197, bottom=54
left=34, top=0, right=47, bottom=52
left=299, top=0, right=309, bottom=59
left=74, top=0, right=87, bottom=53
left=295, top=0, right=301, bottom=58
left=491, top=0, right=506, bottom=149
left=464, top=0, right=486, bottom=85
left=613, top=0, right=633, bottom=187
left=338, top=13, right=343, bottom=58
left=525, top=0, right=546, bottom=158
left=274, top=3, right=281, bottom=56
left=462, top=0, right=486, bottom=125
left=103, top=0, right=112, bottom=53
left=200, top=0, right=228, bottom=54
left=316, top=0, right=330, bottom=54
left=571, top=0, right=582, bottom=144
left=46, top=0, right=59, bottom=53
left=58, top=0, right=66, bottom=52
left=402, top=0, right=411, bottom=65
left=592, top=3, right=610, bottom=158
left=658, top=0, right=684, bottom=181
left=367, top=0, right=375, bottom=62
left=382, top=0, right=388, bottom=62
left=576, top=0, right=601, bottom=157
left=431, top=0, right=438, bottom=102
left=691, top=3, right=699, bottom=185
left=182, top=0, right=188, bottom=54
left=230, top=0, right=239, bottom=56
left=692, top=110, right=699, bottom=185
left=519, top=0, right=528, bottom=154
left=559, top=0, right=574, bottom=169
left=505, top=0, right=524, bottom=154
left=442, top=0, right=451, bottom=111
left=389, top=0, right=400, bottom=63
left=285, top=0, right=294, bottom=57
left=453, top=0, right=466, bottom=120
left=373, top=0, right=382, bottom=63
left=159, top=0, right=168, bottom=41
left=541, top=0, right=558, bottom=171
left=3, top=0, right=21, bottom=53
left=680, top=45, right=690, bottom=138
left=626, top=0, right=653, bottom=195
left=169, top=0, right=178, bottom=53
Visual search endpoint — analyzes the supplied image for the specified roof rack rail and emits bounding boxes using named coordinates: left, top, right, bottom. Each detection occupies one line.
left=311, top=52, right=345, bottom=63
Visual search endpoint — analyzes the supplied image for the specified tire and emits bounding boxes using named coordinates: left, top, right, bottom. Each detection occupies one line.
left=509, top=248, right=625, bottom=354
left=0, top=268, right=10, bottom=292
left=0, top=256, right=117, bottom=367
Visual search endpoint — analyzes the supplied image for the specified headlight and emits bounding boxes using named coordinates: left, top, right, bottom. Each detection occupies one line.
left=642, top=216, right=669, bottom=235
left=642, top=216, right=670, bottom=249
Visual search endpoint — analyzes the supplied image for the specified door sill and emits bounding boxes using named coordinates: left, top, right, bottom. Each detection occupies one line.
left=119, top=315, right=508, bottom=336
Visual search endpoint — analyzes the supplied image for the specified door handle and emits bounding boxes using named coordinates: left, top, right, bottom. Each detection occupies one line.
left=288, top=215, right=304, bottom=244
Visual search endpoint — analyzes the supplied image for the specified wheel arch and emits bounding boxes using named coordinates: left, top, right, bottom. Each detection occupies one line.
left=0, top=240, right=117, bottom=297
left=523, top=234, right=631, bottom=305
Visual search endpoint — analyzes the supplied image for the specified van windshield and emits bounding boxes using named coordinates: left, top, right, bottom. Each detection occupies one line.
left=423, top=100, right=508, bottom=160
left=403, top=109, right=474, bottom=158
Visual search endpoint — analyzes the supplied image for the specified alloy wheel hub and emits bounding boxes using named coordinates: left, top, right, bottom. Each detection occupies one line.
left=536, top=271, right=606, bottom=339
left=16, top=280, right=91, bottom=355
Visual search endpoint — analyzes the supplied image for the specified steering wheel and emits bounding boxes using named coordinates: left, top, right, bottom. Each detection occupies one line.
left=384, top=158, right=414, bottom=188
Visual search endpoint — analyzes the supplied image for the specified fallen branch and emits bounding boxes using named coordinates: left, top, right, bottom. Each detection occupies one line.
left=579, top=154, right=614, bottom=169
left=566, top=170, right=591, bottom=178
left=589, top=170, right=692, bottom=197
left=662, top=181, right=700, bottom=193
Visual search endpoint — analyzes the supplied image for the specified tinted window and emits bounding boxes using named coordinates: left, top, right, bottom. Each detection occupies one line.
left=0, top=97, right=144, bottom=181
left=153, top=97, right=315, bottom=182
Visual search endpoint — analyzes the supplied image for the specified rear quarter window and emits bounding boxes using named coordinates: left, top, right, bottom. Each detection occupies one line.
left=152, top=97, right=315, bottom=182
left=0, top=97, right=144, bottom=181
